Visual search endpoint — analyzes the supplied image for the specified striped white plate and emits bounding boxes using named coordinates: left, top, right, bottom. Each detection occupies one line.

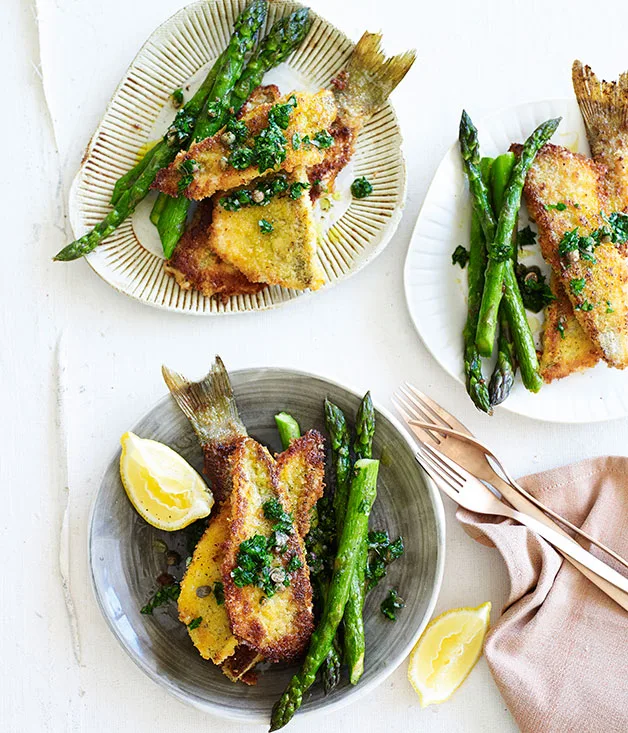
left=405, top=99, right=628, bottom=423
left=68, top=0, right=407, bottom=314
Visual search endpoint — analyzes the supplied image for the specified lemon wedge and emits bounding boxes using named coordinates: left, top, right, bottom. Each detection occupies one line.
left=408, top=601, right=491, bottom=707
left=120, top=431, right=213, bottom=531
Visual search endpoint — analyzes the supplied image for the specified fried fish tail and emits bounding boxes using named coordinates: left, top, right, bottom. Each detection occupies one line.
left=573, top=60, right=628, bottom=210
left=309, top=32, right=415, bottom=193
left=332, top=32, right=416, bottom=125
left=162, top=357, right=247, bottom=501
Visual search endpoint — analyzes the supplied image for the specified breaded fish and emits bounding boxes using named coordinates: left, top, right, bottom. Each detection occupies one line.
left=517, top=142, right=628, bottom=368
left=222, top=438, right=313, bottom=663
left=176, top=430, right=324, bottom=683
left=308, top=32, right=416, bottom=193
left=177, top=505, right=237, bottom=665
left=573, top=61, right=628, bottom=212
left=539, top=275, right=601, bottom=383
left=164, top=357, right=321, bottom=682
left=153, top=90, right=337, bottom=200
left=276, top=430, right=325, bottom=537
left=164, top=200, right=266, bottom=302
left=209, top=168, right=325, bottom=291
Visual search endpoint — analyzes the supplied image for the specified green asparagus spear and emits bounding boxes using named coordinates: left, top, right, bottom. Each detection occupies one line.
left=109, top=46, right=229, bottom=206
left=463, top=157, right=493, bottom=414
left=489, top=306, right=517, bottom=406
left=54, top=1, right=268, bottom=261
left=111, top=144, right=159, bottom=206
left=157, top=7, right=311, bottom=258
left=149, top=192, right=168, bottom=226
left=343, top=392, right=375, bottom=684
left=306, top=498, right=342, bottom=694
left=322, top=637, right=342, bottom=693
left=488, top=154, right=517, bottom=405
left=324, top=400, right=352, bottom=533
left=473, top=115, right=561, bottom=356
left=353, top=392, right=375, bottom=460
left=230, top=7, right=311, bottom=112
left=502, top=266, right=543, bottom=392
left=275, top=412, right=301, bottom=450
left=270, top=459, right=380, bottom=731
left=459, top=111, right=555, bottom=391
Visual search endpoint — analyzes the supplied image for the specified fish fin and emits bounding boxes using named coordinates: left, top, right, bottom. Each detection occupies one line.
left=572, top=60, right=628, bottom=141
left=162, top=356, right=247, bottom=445
left=333, top=32, right=416, bottom=122
left=572, top=61, right=628, bottom=209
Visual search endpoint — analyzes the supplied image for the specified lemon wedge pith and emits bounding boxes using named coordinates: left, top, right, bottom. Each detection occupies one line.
left=120, top=431, right=213, bottom=531
left=408, top=601, right=491, bottom=707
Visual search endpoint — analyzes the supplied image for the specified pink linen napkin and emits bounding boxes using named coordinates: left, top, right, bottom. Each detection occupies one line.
left=457, top=456, right=628, bottom=733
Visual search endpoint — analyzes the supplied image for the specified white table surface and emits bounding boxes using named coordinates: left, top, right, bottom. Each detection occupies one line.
left=3, top=0, right=627, bottom=730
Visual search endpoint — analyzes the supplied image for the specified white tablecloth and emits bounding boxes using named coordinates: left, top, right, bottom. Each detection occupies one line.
left=3, top=0, right=626, bottom=730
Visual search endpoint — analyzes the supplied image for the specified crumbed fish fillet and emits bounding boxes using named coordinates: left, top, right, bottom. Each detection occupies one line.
left=153, top=90, right=337, bottom=200
left=177, top=505, right=238, bottom=665
left=573, top=61, right=628, bottom=212
left=516, top=142, right=628, bottom=368
left=177, top=430, right=324, bottom=681
left=169, top=360, right=324, bottom=681
left=540, top=275, right=601, bottom=383
left=164, top=200, right=265, bottom=302
left=276, top=430, right=325, bottom=537
left=222, top=438, right=314, bottom=663
left=208, top=168, right=325, bottom=291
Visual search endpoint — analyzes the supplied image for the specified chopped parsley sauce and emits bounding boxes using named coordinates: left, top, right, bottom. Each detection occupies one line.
left=177, top=158, right=200, bottom=192
left=570, top=277, right=586, bottom=295
left=218, top=175, right=310, bottom=213
left=517, top=225, right=537, bottom=248
left=380, top=588, right=405, bottom=621
left=365, top=530, right=405, bottom=592
left=351, top=176, right=373, bottom=199
left=451, top=245, right=469, bottom=268
left=140, top=581, right=180, bottom=615
left=259, top=218, right=273, bottom=234
left=558, top=211, right=628, bottom=266
left=230, top=500, right=300, bottom=598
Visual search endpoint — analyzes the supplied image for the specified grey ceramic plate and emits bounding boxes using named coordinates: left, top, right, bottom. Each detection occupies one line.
left=89, top=368, right=445, bottom=723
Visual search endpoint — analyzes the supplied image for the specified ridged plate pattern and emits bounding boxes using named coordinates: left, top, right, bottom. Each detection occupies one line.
left=89, top=369, right=445, bottom=721
left=404, top=99, right=628, bottom=423
left=69, top=0, right=407, bottom=314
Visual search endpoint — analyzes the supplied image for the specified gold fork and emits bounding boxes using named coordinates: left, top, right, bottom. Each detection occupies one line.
left=415, top=441, right=628, bottom=596
left=393, top=383, right=628, bottom=611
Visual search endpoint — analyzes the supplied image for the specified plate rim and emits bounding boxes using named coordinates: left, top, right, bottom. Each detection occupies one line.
left=69, top=0, right=408, bottom=316
left=403, top=97, right=628, bottom=424
left=87, top=366, right=446, bottom=722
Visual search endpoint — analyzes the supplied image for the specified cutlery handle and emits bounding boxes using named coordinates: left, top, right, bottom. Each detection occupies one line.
left=492, top=475, right=628, bottom=610
left=509, top=507, right=628, bottom=594
left=562, top=556, right=628, bottom=612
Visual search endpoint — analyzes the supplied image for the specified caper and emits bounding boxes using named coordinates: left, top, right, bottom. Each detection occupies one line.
left=221, top=131, right=236, bottom=147
left=165, top=550, right=181, bottom=566
left=157, top=572, right=176, bottom=586
left=152, top=538, right=168, bottom=554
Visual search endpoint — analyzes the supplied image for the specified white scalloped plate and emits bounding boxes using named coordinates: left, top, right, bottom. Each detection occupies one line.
left=404, top=98, right=628, bottom=423
left=68, top=0, right=407, bottom=314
